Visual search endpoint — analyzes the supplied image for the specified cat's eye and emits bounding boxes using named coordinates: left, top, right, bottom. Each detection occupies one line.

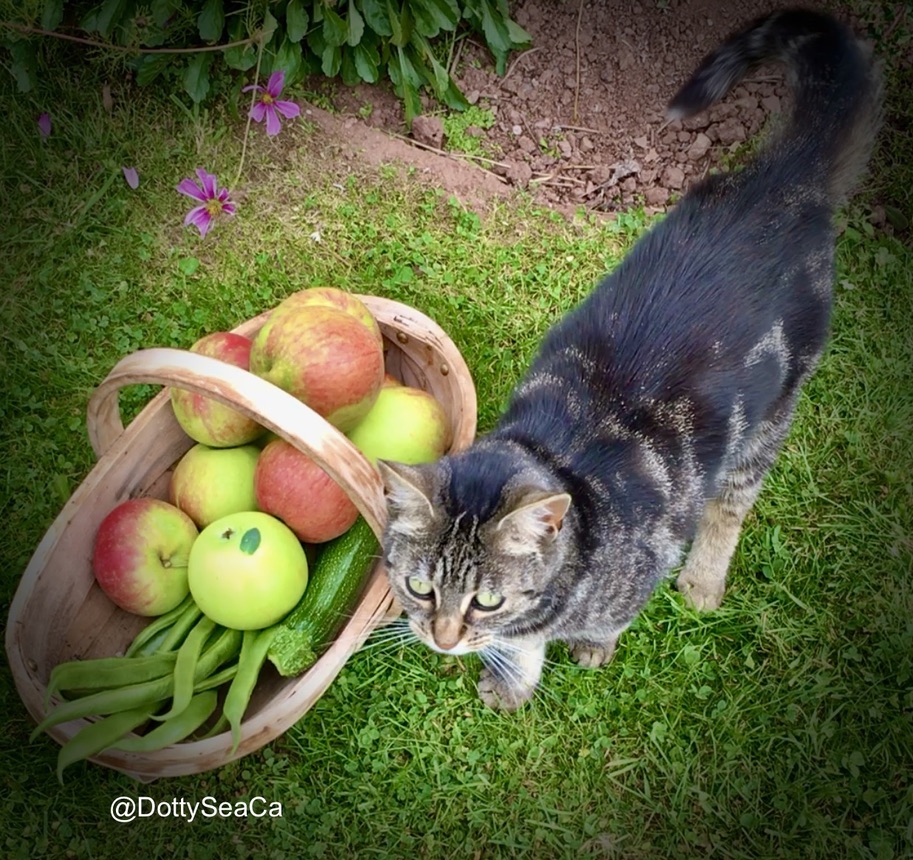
left=406, top=576, right=434, bottom=599
left=472, top=590, right=504, bottom=611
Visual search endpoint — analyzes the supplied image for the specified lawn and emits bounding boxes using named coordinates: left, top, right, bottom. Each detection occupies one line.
left=1, top=34, right=911, bottom=860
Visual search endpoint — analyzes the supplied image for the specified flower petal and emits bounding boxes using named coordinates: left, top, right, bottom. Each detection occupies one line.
left=176, top=177, right=207, bottom=201
left=250, top=102, right=268, bottom=123
left=241, top=84, right=263, bottom=94
left=184, top=205, right=212, bottom=236
left=122, top=166, right=140, bottom=189
left=221, top=202, right=237, bottom=217
left=273, top=99, right=300, bottom=120
left=266, top=70, right=285, bottom=98
left=37, top=112, right=51, bottom=138
left=195, top=168, right=218, bottom=199
left=264, top=106, right=282, bottom=136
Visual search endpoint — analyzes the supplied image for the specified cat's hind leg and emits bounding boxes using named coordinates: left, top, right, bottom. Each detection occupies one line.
left=677, top=400, right=798, bottom=611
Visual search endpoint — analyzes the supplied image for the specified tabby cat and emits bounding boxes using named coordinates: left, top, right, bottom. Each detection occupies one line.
left=378, top=9, right=883, bottom=710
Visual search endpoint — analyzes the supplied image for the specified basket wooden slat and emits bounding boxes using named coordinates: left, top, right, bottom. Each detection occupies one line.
left=5, top=295, right=476, bottom=781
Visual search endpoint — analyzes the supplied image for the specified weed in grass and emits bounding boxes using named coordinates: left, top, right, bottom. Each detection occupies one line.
left=442, top=104, right=499, bottom=156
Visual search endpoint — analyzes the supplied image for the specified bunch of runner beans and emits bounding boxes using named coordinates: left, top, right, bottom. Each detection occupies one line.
left=34, top=595, right=274, bottom=782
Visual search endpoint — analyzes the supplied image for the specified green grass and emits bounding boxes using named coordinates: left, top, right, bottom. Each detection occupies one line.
left=1, top=36, right=912, bottom=860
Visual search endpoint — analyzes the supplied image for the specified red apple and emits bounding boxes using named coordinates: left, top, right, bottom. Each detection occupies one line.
left=93, top=498, right=198, bottom=616
left=170, top=332, right=265, bottom=447
left=249, top=304, right=384, bottom=432
left=273, top=287, right=383, bottom=345
left=170, top=443, right=260, bottom=528
left=254, top=438, right=359, bottom=543
left=347, top=385, right=452, bottom=465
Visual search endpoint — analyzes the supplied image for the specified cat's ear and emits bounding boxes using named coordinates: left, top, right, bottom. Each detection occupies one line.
left=377, top=460, right=437, bottom=536
left=494, top=491, right=571, bottom=555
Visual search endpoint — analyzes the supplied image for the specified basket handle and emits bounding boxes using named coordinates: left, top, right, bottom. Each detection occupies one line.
left=85, top=348, right=387, bottom=538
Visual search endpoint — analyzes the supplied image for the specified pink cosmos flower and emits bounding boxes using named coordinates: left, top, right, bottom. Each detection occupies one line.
left=242, top=71, right=300, bottom=136
left=176, top=168, right=236, bottom=237
left=37, top=112, right=51, bottom=138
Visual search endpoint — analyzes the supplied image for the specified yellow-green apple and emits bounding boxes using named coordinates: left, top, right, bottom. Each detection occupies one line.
left=249, top=304, right=384, bottom=432
left=254, top=438, right=359, bottom=543
left=382, top=373, right=401, bottom=388
left=170, top=443, right=260, bottom=528
left=93, top=498, right=198, bottom=616
left=272, top=287, right=383, bottom=345
left=188, top=511, right=308, bottom=630
left=347, top=385, right=452, bottom=465
left=170, top=332, right=265, bottom=447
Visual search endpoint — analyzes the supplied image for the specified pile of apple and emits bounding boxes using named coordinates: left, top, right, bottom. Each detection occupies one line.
left=93, top=287, right=452, bottom=631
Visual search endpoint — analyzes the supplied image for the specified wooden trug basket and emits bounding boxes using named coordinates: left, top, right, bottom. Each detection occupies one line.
left=5, top=295, right=477, bottom=781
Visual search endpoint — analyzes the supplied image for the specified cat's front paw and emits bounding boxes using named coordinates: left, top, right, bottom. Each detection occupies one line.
left=477, top=666, right=535, bottom=711
left=676, top=568, right=726, bottom=611
left=569, top=639, right=617, bottom=669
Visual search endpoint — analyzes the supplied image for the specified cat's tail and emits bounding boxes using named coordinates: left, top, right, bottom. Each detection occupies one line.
left=666, top=8, right=883, bottom=205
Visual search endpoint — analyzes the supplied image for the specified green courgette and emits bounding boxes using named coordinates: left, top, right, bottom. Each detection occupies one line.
left=266, top=516, right=379, bottom=677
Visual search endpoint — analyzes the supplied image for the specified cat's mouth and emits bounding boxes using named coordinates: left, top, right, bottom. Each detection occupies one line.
left=410, top=617, right=485, bottom=656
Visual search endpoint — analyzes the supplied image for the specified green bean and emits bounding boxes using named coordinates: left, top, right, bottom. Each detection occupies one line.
left=155, top=599, right=203, bottom=653
left=57, top=706, right=155, bottom=784
left=154, top=615, right=216, bottom=721
left=198, top=713, right=229, bottom=740
left=30, top=676, right=174, bottom=740
left=31, top=629, right=241, bottom=741
left=194, top=663, right=239, bottom=693
left=46, top=653, right=177, bottom=705
left=223, top=628, right=277, bottom=754
left=111, top=691, right=218, bottom=753
left=124, top=594, right=196, bottom=657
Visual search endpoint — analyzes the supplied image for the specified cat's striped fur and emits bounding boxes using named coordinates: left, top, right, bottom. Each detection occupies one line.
left=379, top=9, right=883, bottom=709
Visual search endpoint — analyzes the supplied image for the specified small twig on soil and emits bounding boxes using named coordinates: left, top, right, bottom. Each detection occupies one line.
left=500, top=48, right=542, bottom=86
left=387, top=132, right=510, bottom=183
left=574, top=0, right=585, bottom=123
left=554, top=125, right=603, bottom=135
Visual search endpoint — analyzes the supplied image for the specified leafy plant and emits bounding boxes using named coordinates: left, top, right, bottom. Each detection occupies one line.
left=0, top=0, right=531, bottom=125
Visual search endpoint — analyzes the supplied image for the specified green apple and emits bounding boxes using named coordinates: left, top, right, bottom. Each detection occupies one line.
left=188, top=511, right=308, bottom=630
left=93, top=498, right=198, bottom=616
left=346, top=385, right=452, bottom=465
left=170, top=443, right=260, bottom=528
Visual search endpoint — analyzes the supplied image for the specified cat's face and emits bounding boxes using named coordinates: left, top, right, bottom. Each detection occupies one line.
left=377, top=459, right=571, bottom=656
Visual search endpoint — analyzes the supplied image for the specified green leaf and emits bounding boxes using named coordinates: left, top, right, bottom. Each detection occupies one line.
left=505, top=17, right=532, bottom=47
left=41, top=0, right=64, bottom=30
left=197, top=0, right=224, bottom=42
left=273, top=35, right=304, bottom=83
left=322, top=6, right=348, bottom=47
left=410, top=0, right=458, bottom=37
left=353, top=41, right=380, bottom=82
left=8, top=40, right=37, bottom=93
left=357, top=0, right=391, bottom=36
left=240, top=528, right=261, bottom=555
left=347, top=0, right=365, bottom=46
left=387, top=0, right=412, bottom=46
left=260, top=9, right=279, bottom=44
left=151, top=0, right=179, bottom=27
left=394, top=47, right=422, bottom=126
left=340, top=48, right=361, bottom=86
left=92, top=0, right=131, bottom=38
left=224, top=41, right=257, bottom=70
left=182, top=52, right=213, bottom=103
left=134, top=53, right=172, bottom=86
left=478, top=0, right=512, bottom=54
left=178, top=256, right=200, bottom=275
left=322, top=43, right=342, bottom=77
left=286, top=0, right=309, bottom=43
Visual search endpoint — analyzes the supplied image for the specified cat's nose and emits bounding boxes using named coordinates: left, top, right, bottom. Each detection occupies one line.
left=432, top=617, right=465, bottom=651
